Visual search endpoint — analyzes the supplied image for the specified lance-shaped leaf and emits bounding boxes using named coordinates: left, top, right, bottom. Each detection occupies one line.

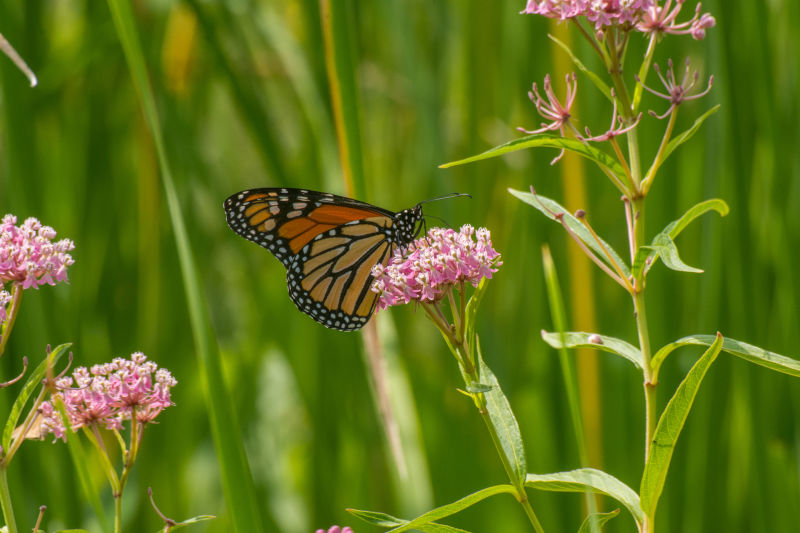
left=640, top=333, right=724, bottom=517
left=3, top=343, right=71, bottom=452
left=525, top=468, right=644, bottom=528
left=651, top=334, right=800, bottom=384
left=477, top=340, right=527, bottom=486
left=440, top=134, right=626, bottom=179
left=541, top=331, right=643, bottom=369
left=649, top=234, right=703, bottom=273
left=152, top=515, right=216, bottom=532
left=641, top=199, right=728, bottom=278
left=355, top=484, right=518, bottom=532
left=658, top=105, right=720, bottom=165
left=464, top=277, right=490, bottom=361
left=509, top=189, right=631, bottom=278
left=547, top=34, right=612, bottom=102
left=347, top=509, right=470, bottom=532
left=577, top=509, right=620, bottom=533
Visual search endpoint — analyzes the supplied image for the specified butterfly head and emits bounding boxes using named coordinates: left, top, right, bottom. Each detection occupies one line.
left=394, top=205, right=425, bottom=244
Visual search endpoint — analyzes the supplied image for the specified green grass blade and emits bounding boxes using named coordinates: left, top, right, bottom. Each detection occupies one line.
left=525, top=468, right=644, bottom=528
left=540, top=331, right=642, bottom=370
left=105, top=1, right=265, bottom=530
left=640, top=333, right=724, bottom=517
left=541, top=245, right=597, bottom=521
left=320, top=0, right=365, bottom=198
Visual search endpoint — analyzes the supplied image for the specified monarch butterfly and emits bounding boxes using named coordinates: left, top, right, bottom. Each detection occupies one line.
left=223, top=187, right=466, bottom=331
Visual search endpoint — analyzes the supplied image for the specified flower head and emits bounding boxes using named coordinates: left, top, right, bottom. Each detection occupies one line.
left=522, top=1, right=714, bottom=39
left=39, top=352, right=177, bottom=441
left=371, top=226, right=502, bottom=310
left=0, top=214, right=75, bottom=290
left=518, top=73, right=578, bottom=164
left=315, top=527, right=353, bottom=533
left=637, top=58, right=713, bottom=118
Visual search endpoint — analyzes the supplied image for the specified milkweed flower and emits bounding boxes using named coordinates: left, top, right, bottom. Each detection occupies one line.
left=38, top=352, right=177, bottom=441
left=521, top=0, right=714, bottom=39
left=371, top=226, right=502, bottom=310
left=315, top=527, right=353, bottom=533
left=0, top=214, right=75, bottom=290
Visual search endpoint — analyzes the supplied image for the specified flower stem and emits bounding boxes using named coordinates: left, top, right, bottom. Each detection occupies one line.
left=0, top=284, right=23, bottom=358
left=0, top=466, right=17, bottom=533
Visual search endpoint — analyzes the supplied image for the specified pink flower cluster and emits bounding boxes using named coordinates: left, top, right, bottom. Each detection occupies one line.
left=39, top=352, right=177, bottom=441
left=0, top=214, right=75, bottom=290
left=522, top=0, right=715, bottom=39
left=315, top=527, right=353, bottom=533
left=371, top=226, right=502, bottom=310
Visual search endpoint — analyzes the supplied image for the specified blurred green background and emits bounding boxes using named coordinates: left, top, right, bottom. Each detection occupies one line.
left=0, top=1, right=798, bottom=532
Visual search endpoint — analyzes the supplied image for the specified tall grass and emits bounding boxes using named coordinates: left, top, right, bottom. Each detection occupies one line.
left=0, top=1, right=797, bottom=531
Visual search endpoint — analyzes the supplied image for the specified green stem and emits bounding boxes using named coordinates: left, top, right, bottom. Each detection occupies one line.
left=0, top=466, right=17, bottom=533
left=641, top=108, right=678, bottom=196
left=0, top=284, right=23, bottom=358
left=463, top=363, right=545, bottom=533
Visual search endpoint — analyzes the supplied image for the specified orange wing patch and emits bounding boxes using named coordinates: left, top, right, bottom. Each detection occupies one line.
left=308, top=205, right=384, bottom=224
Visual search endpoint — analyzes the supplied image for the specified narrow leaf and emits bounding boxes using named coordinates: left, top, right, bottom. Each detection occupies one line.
left=477, top=342, right=527, bottom=485
left=660, top=105, right=720, bottom=163
left=547, top=34, right=612, bottom=101
left=651, top=334, right=800, bottom=383
left=525, top=469, right=643, bottom=527
left=643, top=198, right=728, bottom=276
left=577, top=509, right=620, bottom=533
left=153, top=515, right=216, bottom=532
left=640, top=333, right=724, bottom=517
left=509, top=189, right=631, bottom=278
left=441, top=134, right=626, bottom=179
left=347, top=509, right=470, bottom=532
left=383, top=484, right=517, bottom=532
left=541, top=331, right=642, bottom=369
left=464, top=277, right=489, bottom=349
left=3, top=343, right=70, bottom=451
left=650, top=234, right=703, bottom=273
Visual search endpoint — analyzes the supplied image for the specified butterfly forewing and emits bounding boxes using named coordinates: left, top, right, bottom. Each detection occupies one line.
left=224, top=188, right=421, bottom=331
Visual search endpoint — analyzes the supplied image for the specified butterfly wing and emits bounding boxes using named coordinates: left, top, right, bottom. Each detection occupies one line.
left=224, top=188, right=407, bottom=331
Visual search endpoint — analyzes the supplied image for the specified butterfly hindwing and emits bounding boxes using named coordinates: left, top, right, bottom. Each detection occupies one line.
left=224, top=187, right=422, bottom=331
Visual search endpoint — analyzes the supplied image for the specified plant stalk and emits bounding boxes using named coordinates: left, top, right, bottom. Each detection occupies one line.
left=0, top=465, right=17, bottom=533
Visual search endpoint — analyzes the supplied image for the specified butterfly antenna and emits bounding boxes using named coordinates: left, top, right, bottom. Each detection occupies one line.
left=423, top=214, right=452, bottom=229
left=417, top=192, right=472, bottom=206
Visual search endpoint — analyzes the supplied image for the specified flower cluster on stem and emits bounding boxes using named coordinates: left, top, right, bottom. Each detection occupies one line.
left=371, top=225, right=501, bottom=310
left=39, top=352, right=177, bottom=440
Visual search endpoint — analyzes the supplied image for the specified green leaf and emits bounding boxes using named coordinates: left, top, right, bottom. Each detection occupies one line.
left=547, top=34, right=612, bottom=102
left=642, top=199, right=728, bottom=277
left=382, top=484, right=517, bottom=532
left=577, top=509, right=620, bottom=533
left=541, top=331, right=643, bottom=369
left=477, top=341, right=527, bottom=485
left=153, top=515, right=216, bottom=532
left=509, top=189, right=631, bottom=278
left=440, top=134, right=626, bottom=179
left=525, top=469, right=643, bottom=527
left=3, top=343, right=70, bottom=452
left=659, top=105, right=720, bottom=164
left=651, top=334, right=800, bottom=384
left=649, top=234, right=703, bottom=273
left=640, top=333, right=724, bottom=517
left=347, top=509, right=470, bottom=532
